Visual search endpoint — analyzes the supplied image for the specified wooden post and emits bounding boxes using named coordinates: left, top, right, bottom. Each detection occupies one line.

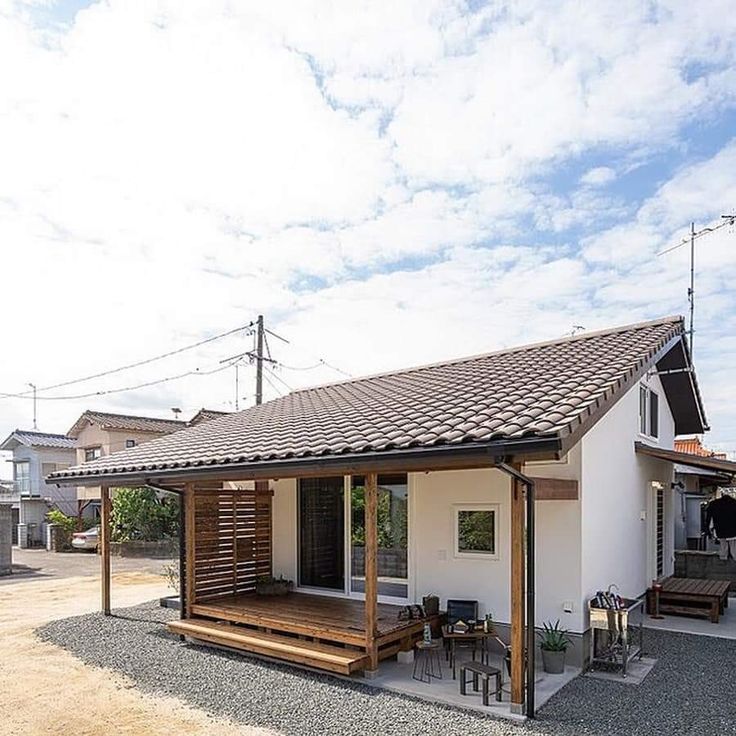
left=364, top=472, right=379, bottom=673
left=184, top=482, right=196, bottom=618
left=510, top=470, right=525, bottom=711
left=100, top=485, right=111, bottom=615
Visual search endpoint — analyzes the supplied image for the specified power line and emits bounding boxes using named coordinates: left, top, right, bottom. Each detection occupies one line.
left=263, top=365, right=293, bottom=393
left=0, top=320, right=255, bottom=399
left=2, top=359, right=239, bottom=401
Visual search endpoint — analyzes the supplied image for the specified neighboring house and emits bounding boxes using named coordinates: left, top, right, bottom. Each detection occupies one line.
left=66, top=411, right=187, bottom=516
left=671, top=437, right=734, bottom=551
left=52, top=316, right=716, bottom=716
left=187, top=408, right=231, bottom=426
left=0, top=430, right=77, bottom=546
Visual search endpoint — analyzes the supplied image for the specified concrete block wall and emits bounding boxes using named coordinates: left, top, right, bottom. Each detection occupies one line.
left=675, top=550, right=736, bottom=592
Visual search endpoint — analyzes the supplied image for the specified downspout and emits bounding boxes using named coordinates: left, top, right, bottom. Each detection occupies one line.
left=146, top=483, right=186, bottom=621
left=494, top=460, right=536, bottom=719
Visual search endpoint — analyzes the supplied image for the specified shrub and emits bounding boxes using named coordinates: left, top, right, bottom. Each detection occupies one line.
left=111, top=488, right=179, bottom=542
left=46, top=509, right=77, bottom=536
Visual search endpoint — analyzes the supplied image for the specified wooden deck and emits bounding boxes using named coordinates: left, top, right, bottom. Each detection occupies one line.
left=172, top=592, right=433, bottom=673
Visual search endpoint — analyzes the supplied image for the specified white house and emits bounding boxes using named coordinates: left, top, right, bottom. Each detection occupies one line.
left=48, top=315, right=708, bottom=716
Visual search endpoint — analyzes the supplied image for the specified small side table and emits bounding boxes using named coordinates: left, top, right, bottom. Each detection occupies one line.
left=413, top=640, right=443, bottom=683
left=459, top=661, right=502, bottom=705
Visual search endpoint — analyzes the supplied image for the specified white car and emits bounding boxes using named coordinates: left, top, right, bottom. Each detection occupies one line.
left=71, top=526, right=99, bottom=551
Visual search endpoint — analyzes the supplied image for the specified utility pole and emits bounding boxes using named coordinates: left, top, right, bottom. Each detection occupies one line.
left=255, top=314, right=264, bottom=406
left=28, top=382, right=37, bottom=430
left=688, top=222, right=695, bottom=355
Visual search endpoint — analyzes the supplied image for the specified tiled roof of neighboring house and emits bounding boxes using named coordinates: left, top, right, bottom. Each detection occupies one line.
left=674, top=437, right=727, bottom=459
left=67, top=411, right=187, bottom=438
left=50, top=316, right=707, bottom=484
left=188, top=408, right=232, bottom=426
left=0, top=430, right=77, bottom=451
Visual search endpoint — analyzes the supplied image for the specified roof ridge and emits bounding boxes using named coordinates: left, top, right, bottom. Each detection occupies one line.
left=81, top=409, right=185, bottom=423
left=14, top=429, right=73, bottom=438
left=289, top=315, right=685, bottom=395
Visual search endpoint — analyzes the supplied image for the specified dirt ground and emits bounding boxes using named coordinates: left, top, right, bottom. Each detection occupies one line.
left=0, top=566, right=276, bottom=736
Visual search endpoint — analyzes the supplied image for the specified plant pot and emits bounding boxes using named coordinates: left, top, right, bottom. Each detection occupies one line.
left=422, top=595, right=439, bottom=617
left=541, top=648, right=566, bottom=674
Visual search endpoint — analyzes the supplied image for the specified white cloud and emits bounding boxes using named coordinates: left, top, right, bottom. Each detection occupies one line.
left=1, top=0, right=736, bottom=454
left=580, top=167, right=617, bottom=187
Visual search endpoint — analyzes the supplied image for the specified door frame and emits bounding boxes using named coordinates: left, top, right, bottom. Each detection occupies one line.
left=293, top=474, right=413, bottom=604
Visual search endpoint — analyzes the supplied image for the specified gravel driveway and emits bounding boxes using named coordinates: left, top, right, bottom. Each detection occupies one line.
left=39, top=602, right=736, bottom=736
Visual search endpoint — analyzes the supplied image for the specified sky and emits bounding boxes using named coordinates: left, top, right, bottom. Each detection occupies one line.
left=1, top=0, right=736, bottom=468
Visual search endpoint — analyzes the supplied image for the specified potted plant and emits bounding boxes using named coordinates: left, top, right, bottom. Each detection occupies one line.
left=255, top=574, right=294, bottom=596
left=538, top=619, right=572, bottom=674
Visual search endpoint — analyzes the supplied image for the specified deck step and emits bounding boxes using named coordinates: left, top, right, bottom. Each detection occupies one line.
left=168, top=618, right=369, bottom=675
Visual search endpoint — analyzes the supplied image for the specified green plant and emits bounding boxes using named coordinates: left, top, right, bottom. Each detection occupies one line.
left=111, top=488, right=179, bottom=542
left=46, top=509, right=77, bottom=536
left=538, top=620, right=572, bottom=652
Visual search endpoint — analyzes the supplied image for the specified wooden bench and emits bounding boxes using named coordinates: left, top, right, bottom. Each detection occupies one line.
left=168, top=618, right=369, bottom=675
left=459, top=661, right=502, bottom=706
left=647, top=577, right=731, bottom=623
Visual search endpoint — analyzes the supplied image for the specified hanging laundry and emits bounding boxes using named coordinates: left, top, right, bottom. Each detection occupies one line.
left=705, top=494, right=736, bottom=561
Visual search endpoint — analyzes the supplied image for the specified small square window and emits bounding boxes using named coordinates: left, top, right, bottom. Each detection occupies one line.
left=85, top=447, right=102, bottom=462
left=454, top=505, right=498, bottom=558
left=125, top=439, right=136, bottom=448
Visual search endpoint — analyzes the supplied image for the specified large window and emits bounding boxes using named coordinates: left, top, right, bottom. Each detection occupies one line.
left=298, top=477, right=345, bottom=590
left=350, top=474, right=408, bottom=599
left=85, top=447, right=102, bottom=462
left=454, top=505, right=498, bottom=558
left=14, top=461, right=30, bottom=495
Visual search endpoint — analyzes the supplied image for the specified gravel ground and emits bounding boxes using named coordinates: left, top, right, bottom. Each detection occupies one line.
left=39, top=602, right=736, bottom=736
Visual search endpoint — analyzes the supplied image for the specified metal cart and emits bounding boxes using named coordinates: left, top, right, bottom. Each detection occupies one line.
left=588, top=597, right=644, bottom=677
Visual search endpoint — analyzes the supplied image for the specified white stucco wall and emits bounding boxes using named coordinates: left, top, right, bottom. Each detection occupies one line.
left=580, top=372, right=675, bottom=608
left=270, top=459, right=584, bottom=632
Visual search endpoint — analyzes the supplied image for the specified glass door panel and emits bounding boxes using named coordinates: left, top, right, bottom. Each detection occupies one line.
left=350, top=474, right=408, bottom=599
left=298, top=477, right=345, bottom=591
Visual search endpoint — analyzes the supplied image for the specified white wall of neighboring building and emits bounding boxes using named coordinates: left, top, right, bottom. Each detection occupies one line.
left=580, top=372, right=675, bottom=609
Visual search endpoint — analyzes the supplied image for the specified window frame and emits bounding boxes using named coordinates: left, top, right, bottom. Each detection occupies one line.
left=84, top=446, right=102, bottom=462
left=453, top=503, right=500, bottom=560
left=14, top=460, right=31, bottom=495
left=125, top=439, right=136, bottom=448
left=639, top=384, right=660, bottom=440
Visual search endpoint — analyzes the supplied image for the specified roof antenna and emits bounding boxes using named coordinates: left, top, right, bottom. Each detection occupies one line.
left=570, top=325, right=585, bottom=336
left=658, top=214, right=736, bottom=362
left=171, top=407, right=182, bottom=420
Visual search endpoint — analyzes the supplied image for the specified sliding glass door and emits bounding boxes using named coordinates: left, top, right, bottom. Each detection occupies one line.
left=298, top=477, right=345, bottom=591
left=297, top=474, right=409, bottom=600
left=350, top=475, right=409, bottom=600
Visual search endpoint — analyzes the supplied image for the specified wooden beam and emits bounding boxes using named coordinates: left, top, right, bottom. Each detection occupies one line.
left=184, top=482, right=196, bottom=616
left=364, top=472, right=379, bottom=672
left=529, top=477, right=578, bottom=501
left=510, top=469, right=525, bottom=710
left=100, top=485, right=111, bottom=615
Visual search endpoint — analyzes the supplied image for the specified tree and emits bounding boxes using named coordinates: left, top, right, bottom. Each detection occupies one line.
left=111, top=488, right=179, bottom=542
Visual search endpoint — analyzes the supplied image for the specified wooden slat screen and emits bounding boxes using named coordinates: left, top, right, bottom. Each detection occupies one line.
left=193, top=488, right=272, bottom=602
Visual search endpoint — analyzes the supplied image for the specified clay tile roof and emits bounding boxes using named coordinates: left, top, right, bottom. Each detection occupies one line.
left=674, top=438, right=726, bottom=459
left=50, top=316, right=704, bottom=483
left=0, top=430, right=77, bottom=451
left=67, top=411, right=186, bottom=438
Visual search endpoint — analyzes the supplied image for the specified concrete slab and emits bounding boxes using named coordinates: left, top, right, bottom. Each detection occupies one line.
left=585, top=656, right=657, bottom=686
left=364, top=647, right=579, bottom=721
left=643, top=598, right=736, bottom=640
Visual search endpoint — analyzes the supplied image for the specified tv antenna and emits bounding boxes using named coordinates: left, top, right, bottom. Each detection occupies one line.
left=658, top=214, right=735, bottom=359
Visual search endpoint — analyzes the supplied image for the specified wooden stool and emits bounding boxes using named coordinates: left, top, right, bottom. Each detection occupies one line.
left=459, top=661, right=502, bottom=705
left=413, top=640, right=443, bottom=683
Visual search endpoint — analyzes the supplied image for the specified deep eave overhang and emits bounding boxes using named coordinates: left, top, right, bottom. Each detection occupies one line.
left=636, top=442, right=736, bottom=475
left=49, top=435, right=564, bottom=487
